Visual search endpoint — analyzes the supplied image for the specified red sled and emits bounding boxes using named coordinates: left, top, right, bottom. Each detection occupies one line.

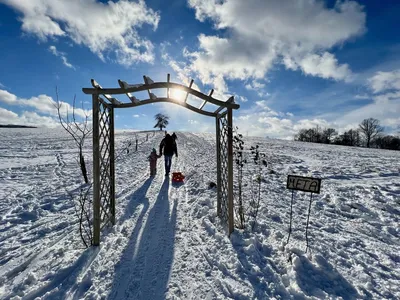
left=172, top=172, right=185, bottom=183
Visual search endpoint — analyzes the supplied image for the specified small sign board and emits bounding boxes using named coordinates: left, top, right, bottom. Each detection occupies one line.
left=287, top=175, right=321, bottom=194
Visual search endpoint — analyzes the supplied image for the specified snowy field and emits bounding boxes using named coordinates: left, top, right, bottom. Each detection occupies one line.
left=0, top=128, right=399, bottom=299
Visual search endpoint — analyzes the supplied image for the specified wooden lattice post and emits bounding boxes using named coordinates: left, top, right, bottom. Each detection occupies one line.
left=227, top=108, right=234, bottom=235
left=109, top=106, right=116, bottom=225
left=216, top=116, right=222, bottom=216
left=92, top=94, right=101, bottom=246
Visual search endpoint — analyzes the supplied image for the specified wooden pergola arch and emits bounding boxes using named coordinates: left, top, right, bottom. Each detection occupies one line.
left=82, top=74, right=240, bottom=246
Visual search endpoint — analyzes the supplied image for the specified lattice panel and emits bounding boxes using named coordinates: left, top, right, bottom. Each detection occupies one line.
left=217, top=114, right=229, bottom=223
left=98, top=100, right=112, bottom=228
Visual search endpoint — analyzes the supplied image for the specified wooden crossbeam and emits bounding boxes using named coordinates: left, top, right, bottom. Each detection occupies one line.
left=214, top=106, right=225, bottom=115
left=91, top=79, right=121, bottom=104
left=214, top=97, right=233, bottom=114
left=110, top=98, right=121, bottom=105
left=167, top=74, right=170, bottom=98
left=118, top=79, right=143, bottom=89
left=199, top=89, right=213, bottom=110
left=143, top=75, right=153, bottom=99
left=118, top=80, right=140, bottom=104
left=130, top=96, right=140, bottom=103
left=117, top=97, right=216, bottom=117
left=83, top=80, right=240, bottom=110
left=184, top=79, right=194, bottom=103
left=199, top=100, right=207, bottom=110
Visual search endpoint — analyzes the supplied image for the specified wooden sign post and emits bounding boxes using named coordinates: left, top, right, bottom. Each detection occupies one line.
left=286, top=175, right=321, bottom=253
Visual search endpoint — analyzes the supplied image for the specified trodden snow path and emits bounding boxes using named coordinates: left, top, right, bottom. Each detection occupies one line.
left=0, top=128, right=399, bottom=299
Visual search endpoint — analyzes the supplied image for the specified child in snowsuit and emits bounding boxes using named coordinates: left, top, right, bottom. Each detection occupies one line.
left=148, top=148, right=161, bottom=176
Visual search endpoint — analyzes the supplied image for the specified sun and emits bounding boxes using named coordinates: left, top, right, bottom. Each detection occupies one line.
left=169, top=88, right=186, bottom=102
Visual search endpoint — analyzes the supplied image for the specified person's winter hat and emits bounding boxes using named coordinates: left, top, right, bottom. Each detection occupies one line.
left=152, top=148, right=156, bottom=152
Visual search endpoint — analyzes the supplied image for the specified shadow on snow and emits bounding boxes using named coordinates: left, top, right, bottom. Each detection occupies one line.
left=293, top=254, right=359, bottom=299
left=21, top=247, right=100, bottom=300
left=109, top=178, right=177, bottom=300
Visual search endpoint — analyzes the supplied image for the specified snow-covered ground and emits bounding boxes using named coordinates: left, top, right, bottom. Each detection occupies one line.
left=0, top=128, right=399, bottom=299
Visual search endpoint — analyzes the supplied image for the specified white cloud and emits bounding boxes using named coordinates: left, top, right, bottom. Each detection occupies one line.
left=232, top=101, right=359, bottom=139
left=2, top=0, right=160, bottom=65
left=235, top=109, right=340, bottom=139
left=162, top=45, right=232, bottom=101
left=235, top=113, right=295, bottom=139
left=237, top=96, right=248, bottom=103
left=383, top=118, right=400, bottom=130
left=162, top=47, right=201, bottom=88
left=153, top=93, right=398, bottom=139
left=368, top=70, right=400, bottom=93
left=0, top=90, right=17, bottom=104
left=255, top=100, right=271, bottom=110
left=186, top=0, right=365, bottom=84
left=245, top=80, right=265, bottom=90
left=254, top=100, right=279, bottom=117
left=245, top=80, right=270, bottom=97
left=326, top=91, right=400, bottom=131
left=330, top=69, right=399, bottom=131
left=232, top=101, right=297, bottom=138
left=133, top=114, right=140, bottom=118
left=0, top=107, right=18, bottom=123
left=293, top=118, right=331, bottom=131
left=285, top=52, right=353, bottom=82
left=238, top=115, right=250, bottom=121
left=49, top=45, right=75, bottom=69
left=0, top=89, right=90, bottom=119
left=185, top=34, right=276, bottom=82
left=19, top=111, right=60, bottom=127
left=0, top=107, right=59, bottom=127
left=354, top=94, right=370, bottom=99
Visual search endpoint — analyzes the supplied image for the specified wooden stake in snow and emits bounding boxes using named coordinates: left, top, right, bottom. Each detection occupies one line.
left=305, top=193, right=314, bottom=253
left=286, top=190, right=295, bottom=245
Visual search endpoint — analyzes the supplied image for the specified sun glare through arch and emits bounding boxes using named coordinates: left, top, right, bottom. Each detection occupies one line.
left=169, top=88, right=186, bottom=102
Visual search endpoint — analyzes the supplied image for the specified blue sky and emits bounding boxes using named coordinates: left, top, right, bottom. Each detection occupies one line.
left=0, top=0, right=399, bottom=138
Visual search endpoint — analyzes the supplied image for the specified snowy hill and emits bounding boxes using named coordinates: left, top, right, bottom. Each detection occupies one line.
left=0, top=128, right=399, bottom=299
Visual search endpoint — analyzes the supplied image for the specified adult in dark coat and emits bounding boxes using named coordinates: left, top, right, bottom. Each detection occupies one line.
left=159, top=133, right=178, bottom=176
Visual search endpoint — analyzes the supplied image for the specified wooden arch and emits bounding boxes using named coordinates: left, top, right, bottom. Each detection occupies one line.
left=82, top=74, right=240, bottom=245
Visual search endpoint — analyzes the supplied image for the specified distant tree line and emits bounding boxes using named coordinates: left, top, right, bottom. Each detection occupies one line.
left=0, top=124, right=37, bottom=128
left=294, top=118, right=400, bottom=150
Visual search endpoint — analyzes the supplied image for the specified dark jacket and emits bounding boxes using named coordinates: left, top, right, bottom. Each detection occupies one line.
left=159, top=134, right=178, bottom=157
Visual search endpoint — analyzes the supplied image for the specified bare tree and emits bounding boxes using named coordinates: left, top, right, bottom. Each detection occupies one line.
left=233, top=128, right=246, bottom=229
left=249, top=145, right=267, bottom=230
left=359, top=118, right=384, bottom=148
left=55, top=89, right=92, bottom=183
left=294, top=126, right=324, bottom=143
left=68, top=184, right=93, bottom=247
left=322, top=128, right=338, bottom=144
